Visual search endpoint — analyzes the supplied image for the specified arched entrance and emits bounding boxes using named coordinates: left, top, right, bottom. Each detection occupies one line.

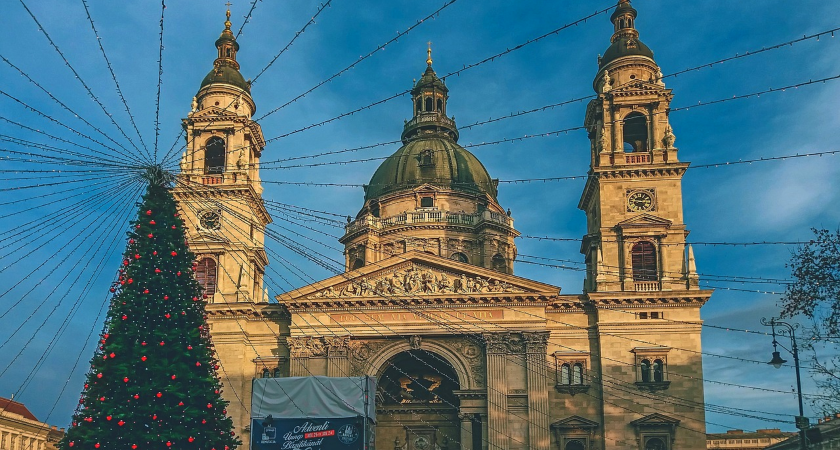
left=376, top=350, right=462, bottom=450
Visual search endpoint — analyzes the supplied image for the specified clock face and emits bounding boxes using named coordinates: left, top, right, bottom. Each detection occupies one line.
left=199, top=211, right=221, bottom=231
left=628, top=191, right=653, bottom=212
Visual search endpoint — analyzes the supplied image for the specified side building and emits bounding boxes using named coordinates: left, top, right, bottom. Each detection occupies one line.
left=180, top=2, right=713, bottom=450
left=0, top=397, right=64, bottom=450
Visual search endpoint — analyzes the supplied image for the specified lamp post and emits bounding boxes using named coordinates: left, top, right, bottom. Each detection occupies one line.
left=761, top=317, right=808, bottom=450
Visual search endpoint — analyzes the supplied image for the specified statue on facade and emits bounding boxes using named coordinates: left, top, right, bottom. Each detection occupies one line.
left=663, top=125, right=676, bottom=149
left=602, top=70, right=612, bottom=93
left=191, top=96, right=198, bottom=113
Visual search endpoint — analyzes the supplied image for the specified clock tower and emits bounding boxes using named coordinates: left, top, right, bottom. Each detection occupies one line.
left=579, top=0, right=698, bottom=294
left=174, top=8, right=271, bottom=305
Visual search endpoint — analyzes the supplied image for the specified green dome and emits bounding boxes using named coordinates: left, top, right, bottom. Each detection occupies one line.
left=600, top=37, right=654, bottom=68
left=199, top=65, right=250, bottom=93
left=364, top=137, right=497, bottom=201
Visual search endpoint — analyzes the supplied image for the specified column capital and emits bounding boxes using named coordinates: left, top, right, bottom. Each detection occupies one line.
left=523, top=331, right=550, bottom=353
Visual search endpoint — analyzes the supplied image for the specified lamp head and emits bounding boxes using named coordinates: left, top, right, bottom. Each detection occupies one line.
left=768, top=351, right=787, bottom=369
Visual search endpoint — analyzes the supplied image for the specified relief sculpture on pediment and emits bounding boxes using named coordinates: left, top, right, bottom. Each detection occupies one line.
left=308, top=263, right=523, bottom=299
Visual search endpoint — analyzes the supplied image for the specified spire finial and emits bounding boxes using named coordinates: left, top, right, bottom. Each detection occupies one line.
left=426, top=41, right=433, bottom=66
left=224, top=2, right=233, bottom=30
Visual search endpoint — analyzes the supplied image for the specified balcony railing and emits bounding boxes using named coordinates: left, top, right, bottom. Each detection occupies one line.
left=345, top=209, right=513, bottom=235
left=625, top=153, right=651, bottom=164
left=634, top=281, right=661, bottom=292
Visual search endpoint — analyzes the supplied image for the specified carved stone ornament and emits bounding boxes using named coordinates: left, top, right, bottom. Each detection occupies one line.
left=348, top=340, right=389, bottom=376
left=307, top=263, right=525, bottom=299
left=287, top=336, right=327, bottom=358
left=602, top=70, right=612, bottom=93
left=523, top=331, right=550, bottom=352
left=451, top=337, right=486, bottom=387
left=324, top=336, right=350, bottom=357
left=409, top=335, right=422, bottom=350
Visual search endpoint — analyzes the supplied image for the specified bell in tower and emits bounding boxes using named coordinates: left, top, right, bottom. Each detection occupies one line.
left=173, top=8, right=271, bottom=304
left=579, top=0, right=699, bottom=294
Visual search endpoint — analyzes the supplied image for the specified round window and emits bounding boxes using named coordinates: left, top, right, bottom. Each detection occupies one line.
left=199, top=211, right=221, bottom=231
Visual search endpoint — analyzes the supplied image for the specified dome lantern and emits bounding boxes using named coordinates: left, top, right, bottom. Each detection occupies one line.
left=198, top=7, right=251, bottom=94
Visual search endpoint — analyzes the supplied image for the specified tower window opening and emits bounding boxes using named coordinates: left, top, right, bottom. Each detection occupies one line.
left=416, top=98, right=422, bottom=113
left=351, top=258, right=364, bottom=270
left=623, top=112, right=648, bottom=152
left=420, top=149, right=434, bottom=166
left=205, top=137, right=226, bottom=174
left=195, top=257, right=217, bottom=297
left=226, top=48, right=232, bottom=57
left=653, top=359, right=664, bottom=382
left=631, top=241, right=657, bottom=281
left=437, top=98, right=443, bottom=113
left=640, top=359, right=651, bottom=383
left=261, top=368, right=270, bottom=378
left=492, top=254, right=507, bottom=273
left=420, top=196, right=434, bottom=208
left=450, top=252, right=468, bottom=263
left=565, top=440, right=585, bottom=450
left=645, top=437, right=667, bottom=450
left=425, top=97, right=433, bottom=112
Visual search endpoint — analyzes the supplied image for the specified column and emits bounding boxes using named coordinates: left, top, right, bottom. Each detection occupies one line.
left=524, top=332, right=550, bottom=450
left=480, top=414, right=489, bottom=450
left=459, top=413, right=474, bottom=450
left=483, top=333, right=509, bottom=450
left=326, top=336, right=350, bottom=377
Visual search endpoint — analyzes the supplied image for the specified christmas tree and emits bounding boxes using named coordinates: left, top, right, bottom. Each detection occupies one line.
left=60, top=168, right=240, bottom=450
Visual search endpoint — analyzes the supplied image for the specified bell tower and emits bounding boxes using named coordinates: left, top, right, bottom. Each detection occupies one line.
left=174, top=8, right=271, bottom=304
left=579, top=0, right=698, bottom=294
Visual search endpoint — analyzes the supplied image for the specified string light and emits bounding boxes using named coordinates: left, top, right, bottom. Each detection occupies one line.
left=153, top=0, right=166, bottom=160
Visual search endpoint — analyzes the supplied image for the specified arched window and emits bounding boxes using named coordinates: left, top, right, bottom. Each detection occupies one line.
left=273, top=368, right=281, bottom=378
left=645, top=437, right=666, bottom=450
left=226, top=48, right=232, bottom=57
left=436, top=98, right=443, bottom=113
left=205, top=137, right=226, bottom=174
left=195, top=257, right=217, bottom=297
left=425, top=97, right=433, bottom=112
left=565, top=440, right=585, bottom=450
left=451, top=252, right=469, bottom=263
left=351, top=258, right=364, bottom=270
left=261, top=368, right=270, bottom=378
left=416, top=98, right=422, bottom=113
left=623, top=112, right=648, bottom=152
left=492, top=254, right=507, bottom=273
left=631, top=241, right=658, bottom=281
left=640, top=359, right=651, bottom=383
left=653, top=359, right=664, bottom=382
left=420, top=149, right=433, bottom=166
left=560, top=364, right=570, bottom=385
left=572, top=363, right=583, bottom=385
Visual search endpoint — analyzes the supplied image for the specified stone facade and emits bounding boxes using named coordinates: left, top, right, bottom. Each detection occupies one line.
left=179, top=2, right=712, bottom=450
left=0, top=397, right=64, bottom=450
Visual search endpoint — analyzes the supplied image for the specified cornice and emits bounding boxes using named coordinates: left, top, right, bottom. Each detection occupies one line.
left=585, top=289, right=712, bottom=307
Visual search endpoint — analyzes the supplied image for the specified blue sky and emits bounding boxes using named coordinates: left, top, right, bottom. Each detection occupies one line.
left=1, top=0, right=839, bottom=435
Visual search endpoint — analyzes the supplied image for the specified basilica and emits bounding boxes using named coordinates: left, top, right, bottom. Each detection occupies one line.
left=173, top=1, right=712, bottom=449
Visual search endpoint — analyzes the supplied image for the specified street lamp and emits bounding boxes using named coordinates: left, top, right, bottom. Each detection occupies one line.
left=761, top=317, right=808, bottom=450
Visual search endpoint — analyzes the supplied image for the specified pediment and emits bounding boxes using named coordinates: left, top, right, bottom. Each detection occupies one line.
left=193, top=232, right=229, bottom=244
left=615, top=213, right=672, bottom=229
left=190, top=106, right=240, bottom=120
left=277, top=251, right=560, bottom=304
left=412, top=184, right=445, bottom=194
left=551, top=415, right=599, bottom=430
left=611, top=79, right=667, bottom=95
left=629, top=413, right=680, bottom=427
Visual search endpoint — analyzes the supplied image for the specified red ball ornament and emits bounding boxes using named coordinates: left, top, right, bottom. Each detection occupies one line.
left=177, top=271, right=182, bottom=276
left=155, top=268, right=161, bottom=273
left=127, top=279, right=133, bottom=284
left=143, top=289, right=150, bottom=294
left=171, top=251, right=177, bottom=256
left=188, top=437, right=195, bottom=443
left=171, top=375, right=176, bottom=380
left=141, top=356, right=147, bottom=361
left=163, top=295, right=169, bottom=300
left=94, top=444, right=100, bottom=449
left=152, top=414, right=157, bottom=420
left=106, top=415, right=112, bottom=421
left=192, top=297, right=198, bottom=302
left=132, top=445, right=137, bottom=449
left=214, top=389, right=219, bottom=394
left=120, top=281, right=125, bottom=286
left=134, top=254, right=141, bottom=259
left=84, top=384, right=89, bottom=389
left=223, top=409, right=227, bottom=415
left=178, top=401, right=184, bottom=406
left=159, top=341, right=165, bottom=346
left=214, top=365, right=219, bottom=370
left=133, top=394, right=140, bottom=399
left=148, top=234, right=154, bottom=239
left=110, top=352, right=115, bottom=358
left=187, top=345, right=193, bottom=350
left=100, top=397, right=105, bottom=401
left=110, top=288, right=116, bottom=293
left=153, top=251, right=158, bottom=256
left=84, top=417, right=93, bottom=422
left=171, top=225, right=176, bottom=229
left=150, top=220, right=156, bottom=225
left=146, top=210, right=152, bottom=216
left=122, top=315, right=128, bottom=320
left=123, top=260, right=130, bottom=266
left=118, top=420, right=125, bottom=426
left=165, top=313, right=171, bottom=319
left=156, top=392, right=162, bottom=398
left=203, top=294, right=208, bottom=299
left=142, top=342, right=147, bottom=346
left=97, top=373, right=103, bottom=379
left=68, top=442, right=74, bottom=447
left=124, top=377, right=129, bottom=383
left=196, top=362, right=201, bottom=367
left=207, top=403, right=213, bottom=408
left=166, top=442, right=172, bottom=448
left=135, top=224, right=140, bottom=229
left=230, top=431, right=235, bottom=436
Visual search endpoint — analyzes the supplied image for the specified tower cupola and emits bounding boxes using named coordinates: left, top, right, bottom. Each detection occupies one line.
left=199, top=8, right=251, bottom=94
left=401, top=44, right=458, bottom=143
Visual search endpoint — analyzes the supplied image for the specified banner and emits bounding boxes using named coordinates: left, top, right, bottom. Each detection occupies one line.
left=251, top=417, right=372, bottom=450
